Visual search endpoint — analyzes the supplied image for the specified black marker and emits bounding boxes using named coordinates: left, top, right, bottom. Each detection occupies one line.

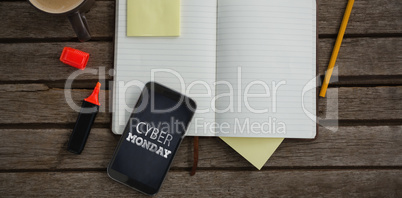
left=68, top=82, right=101, bottom=154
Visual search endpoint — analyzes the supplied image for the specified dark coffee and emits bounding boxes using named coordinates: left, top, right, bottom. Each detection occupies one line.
left=29, top=0, right=84, bottom=14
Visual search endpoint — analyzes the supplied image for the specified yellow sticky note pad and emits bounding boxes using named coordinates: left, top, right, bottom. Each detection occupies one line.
left=127, top=0, right=180, bottom=36
left=220, top=137, right=284, bottom=170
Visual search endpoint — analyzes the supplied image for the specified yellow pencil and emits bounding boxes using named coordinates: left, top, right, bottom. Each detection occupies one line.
left=319, top=0, right=355, bottom=97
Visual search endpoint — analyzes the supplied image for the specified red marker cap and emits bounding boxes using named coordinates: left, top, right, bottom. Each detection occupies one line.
left=84, top=82, right=101, bottom=106
left=60, top=47, right=89, bottom=70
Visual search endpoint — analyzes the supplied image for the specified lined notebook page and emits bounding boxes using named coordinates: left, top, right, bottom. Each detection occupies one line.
left=112, top=0, right=218, bottom=136
left=215, top=0, right=316, bottom=138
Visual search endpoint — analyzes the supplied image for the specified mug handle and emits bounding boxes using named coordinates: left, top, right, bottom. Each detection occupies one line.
left=68, top=12, right=91, bottom=42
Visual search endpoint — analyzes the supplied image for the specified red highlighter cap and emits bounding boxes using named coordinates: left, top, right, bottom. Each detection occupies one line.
left=60, top=47, right=90, bottom=70
left=85, top=82, right=101, bottom=106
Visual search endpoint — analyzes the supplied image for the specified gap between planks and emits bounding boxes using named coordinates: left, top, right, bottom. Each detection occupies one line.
left=1, top=33, right=402, bottom=44
left=1, top=166, right=401, bottom=174
left=0, top=76, right=402, bottom=90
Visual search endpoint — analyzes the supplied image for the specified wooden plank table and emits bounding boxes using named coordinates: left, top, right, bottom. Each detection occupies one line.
left=0, top=0, right=401, bottom=197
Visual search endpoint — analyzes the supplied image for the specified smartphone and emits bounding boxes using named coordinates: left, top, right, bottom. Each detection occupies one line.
left=107, top=82, right=196, bottom=195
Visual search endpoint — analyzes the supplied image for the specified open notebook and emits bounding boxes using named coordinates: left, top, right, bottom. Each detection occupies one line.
left=113, top=0, right=317, bottom=138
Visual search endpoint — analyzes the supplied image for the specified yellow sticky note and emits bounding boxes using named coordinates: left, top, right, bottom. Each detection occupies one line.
left=220, top=137, right=284, bottom=170
left=127, top=0, right=180, bottom=36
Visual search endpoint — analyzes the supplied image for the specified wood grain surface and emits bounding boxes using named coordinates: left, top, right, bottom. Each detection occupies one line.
left=0, top=126, right=401, bottom=170
left=0, top=170, right=401, bottom=197
left=0, top=42, right=113, bottom=81
left=0, top=85, right=400, bottom=124
left=1, top=38, right=401, bottom=83
left=1, top=0, right=401, bottom=39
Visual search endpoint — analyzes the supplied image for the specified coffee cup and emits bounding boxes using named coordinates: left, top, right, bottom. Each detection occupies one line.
left=28, top=0, right=95, bottom=42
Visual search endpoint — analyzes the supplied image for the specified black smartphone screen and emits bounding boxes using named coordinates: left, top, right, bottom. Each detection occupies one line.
left=108, top=82, right=196, bottom=195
